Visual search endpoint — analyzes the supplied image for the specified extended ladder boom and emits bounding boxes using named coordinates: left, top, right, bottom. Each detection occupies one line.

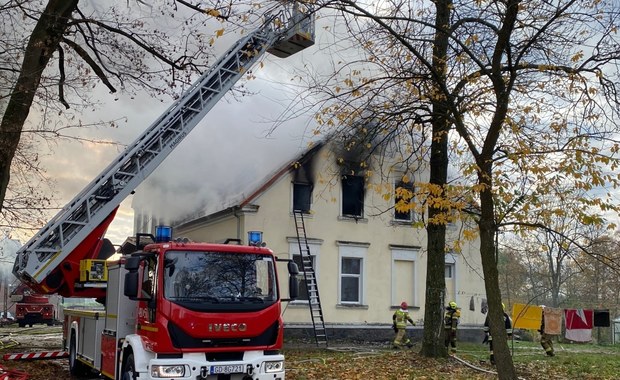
left=13, top=5, right=314, bottom=298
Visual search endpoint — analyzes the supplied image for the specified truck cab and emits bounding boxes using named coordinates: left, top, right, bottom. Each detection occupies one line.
left=65, top=229, right=299, bottom=380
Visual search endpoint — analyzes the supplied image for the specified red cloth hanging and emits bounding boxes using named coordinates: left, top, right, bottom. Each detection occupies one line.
left=564, top=309, right=593, bottom=342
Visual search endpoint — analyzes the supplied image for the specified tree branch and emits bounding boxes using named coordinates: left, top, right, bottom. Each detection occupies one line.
left=61, top=37, right=117, bottom=93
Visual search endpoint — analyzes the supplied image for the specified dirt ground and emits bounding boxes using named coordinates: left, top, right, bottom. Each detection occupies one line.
left=0, top=325, right=580, bottom=380
left=0, top=325, right=75, bottom=380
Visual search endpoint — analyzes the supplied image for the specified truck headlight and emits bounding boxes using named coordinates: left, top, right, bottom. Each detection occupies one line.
left=264, top=360, right=283, bottom=373
left=150, top=364, right=185, bottom=378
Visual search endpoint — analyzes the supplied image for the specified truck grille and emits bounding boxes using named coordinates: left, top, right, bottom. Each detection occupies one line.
left=168, top=321, right=279, bottom=349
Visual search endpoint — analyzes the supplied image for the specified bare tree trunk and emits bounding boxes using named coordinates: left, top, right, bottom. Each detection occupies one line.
left=420, top=0, right=450, bottom=358
left=0, top=0, right=78, bottom=212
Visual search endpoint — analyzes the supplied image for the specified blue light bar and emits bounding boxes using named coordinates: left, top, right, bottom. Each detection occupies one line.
left=248, top=231, right=263, bottom=246
left=155, top=226, right=172, bottom=242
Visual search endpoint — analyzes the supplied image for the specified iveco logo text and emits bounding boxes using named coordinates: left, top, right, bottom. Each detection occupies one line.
left=170, top=132, right=187, bottom=149
left=208, top=323, right=247, bottom=332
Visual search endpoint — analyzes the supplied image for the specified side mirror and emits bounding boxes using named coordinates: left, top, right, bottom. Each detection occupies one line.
left=287, top=261, right=299, bottom=276
left=125, top=256, right=141, bottom=271
left=289, top=276, right=299, bottom=300
left=124, top=271, right=139, bottom=299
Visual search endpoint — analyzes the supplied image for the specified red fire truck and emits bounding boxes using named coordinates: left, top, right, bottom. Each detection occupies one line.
left=12, top=3, right=314, bottom=379
left=64, top=228, right=299, bottom=379
left=15, top=293, right=55, bottom=328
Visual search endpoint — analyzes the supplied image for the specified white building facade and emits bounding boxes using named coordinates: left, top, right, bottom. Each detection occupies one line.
left=151, top=140, right=488, bottom=329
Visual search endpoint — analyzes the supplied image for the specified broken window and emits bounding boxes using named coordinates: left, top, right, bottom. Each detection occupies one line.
left=341, top=175, right=364, bottom=217
left=293, top=183, right=312, bottom=213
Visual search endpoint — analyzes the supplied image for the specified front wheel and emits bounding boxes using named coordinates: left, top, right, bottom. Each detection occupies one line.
left=121, top=353, right=136, bottom=380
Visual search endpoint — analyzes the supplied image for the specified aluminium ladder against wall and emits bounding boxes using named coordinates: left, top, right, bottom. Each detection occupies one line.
left=12, top=5, right=315, bottom=295
left=293, top=210, right=328, bottom=347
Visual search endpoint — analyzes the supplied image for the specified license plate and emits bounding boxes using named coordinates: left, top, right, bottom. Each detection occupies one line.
left=209, top=364, right=245, bottom=375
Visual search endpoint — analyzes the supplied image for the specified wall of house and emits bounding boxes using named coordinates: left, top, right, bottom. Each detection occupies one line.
left=175, top=213, right=242, bottom=244
left=234, top=143, right=486, bottom=327
left=172, top=143, right=488, bottom=328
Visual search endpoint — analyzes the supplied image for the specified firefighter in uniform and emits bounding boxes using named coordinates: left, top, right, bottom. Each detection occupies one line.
left=483, top=302, right=513, bottom=365
left=539, top=305, right=555, bottom=357
left=392, top=301, right=415, bottom=348
left=444, top=301, right=460, bottom=353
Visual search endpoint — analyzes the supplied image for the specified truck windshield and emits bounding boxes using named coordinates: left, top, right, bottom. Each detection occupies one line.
left=163, top=250, right=277, bottom=306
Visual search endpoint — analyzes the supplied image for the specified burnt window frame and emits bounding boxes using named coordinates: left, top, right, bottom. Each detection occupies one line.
left=292, top=182, right=312, bottom=213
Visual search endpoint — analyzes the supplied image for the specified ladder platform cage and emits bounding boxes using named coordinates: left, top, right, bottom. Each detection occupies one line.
left=268, top=4, right=315, bottom=58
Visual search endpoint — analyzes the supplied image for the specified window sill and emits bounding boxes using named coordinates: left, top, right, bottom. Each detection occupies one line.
left=390, top=305, right=420, bottom=310
left=336, top=303, right=368, bottom=310
left=291, top=211, right=313, bottom=217
left=337, top=216, right=368, bottom=223
left=288, top=301, right=312, bottom=308
left=391, top=220, right=413, bottom=226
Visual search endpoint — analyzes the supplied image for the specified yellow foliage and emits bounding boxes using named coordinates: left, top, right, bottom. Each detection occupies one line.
left=205, top=8, right=220, bottom=18
left=571, top=51, right=584, bottom=62
left=215, top=28, right=224, bottom=37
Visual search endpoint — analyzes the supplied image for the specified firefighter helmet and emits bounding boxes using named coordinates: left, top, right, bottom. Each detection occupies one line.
left=449, top=301, right=457, bottom=309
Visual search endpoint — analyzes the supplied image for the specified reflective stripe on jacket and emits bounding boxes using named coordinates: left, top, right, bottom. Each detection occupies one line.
left=394, top=309, right=410, bottom=328
left=444, top=308, right=460, bottom=329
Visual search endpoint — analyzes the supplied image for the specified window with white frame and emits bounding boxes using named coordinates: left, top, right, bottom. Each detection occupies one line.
left=338, top=243, right=367, bottom=304
left=391, top=247, right=418, bottom=306
left=445, top=264, right=454, bottom=278
left=289, top=239, right=321, bottom=303
left=444, top=254, right=457, bottom=307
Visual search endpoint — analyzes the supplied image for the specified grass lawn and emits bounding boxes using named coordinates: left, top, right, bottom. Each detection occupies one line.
left=284, top=340, right=620, bottom=379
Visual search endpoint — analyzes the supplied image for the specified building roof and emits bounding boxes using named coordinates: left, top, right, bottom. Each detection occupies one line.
left=174, top=141, right=324, bottom=228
